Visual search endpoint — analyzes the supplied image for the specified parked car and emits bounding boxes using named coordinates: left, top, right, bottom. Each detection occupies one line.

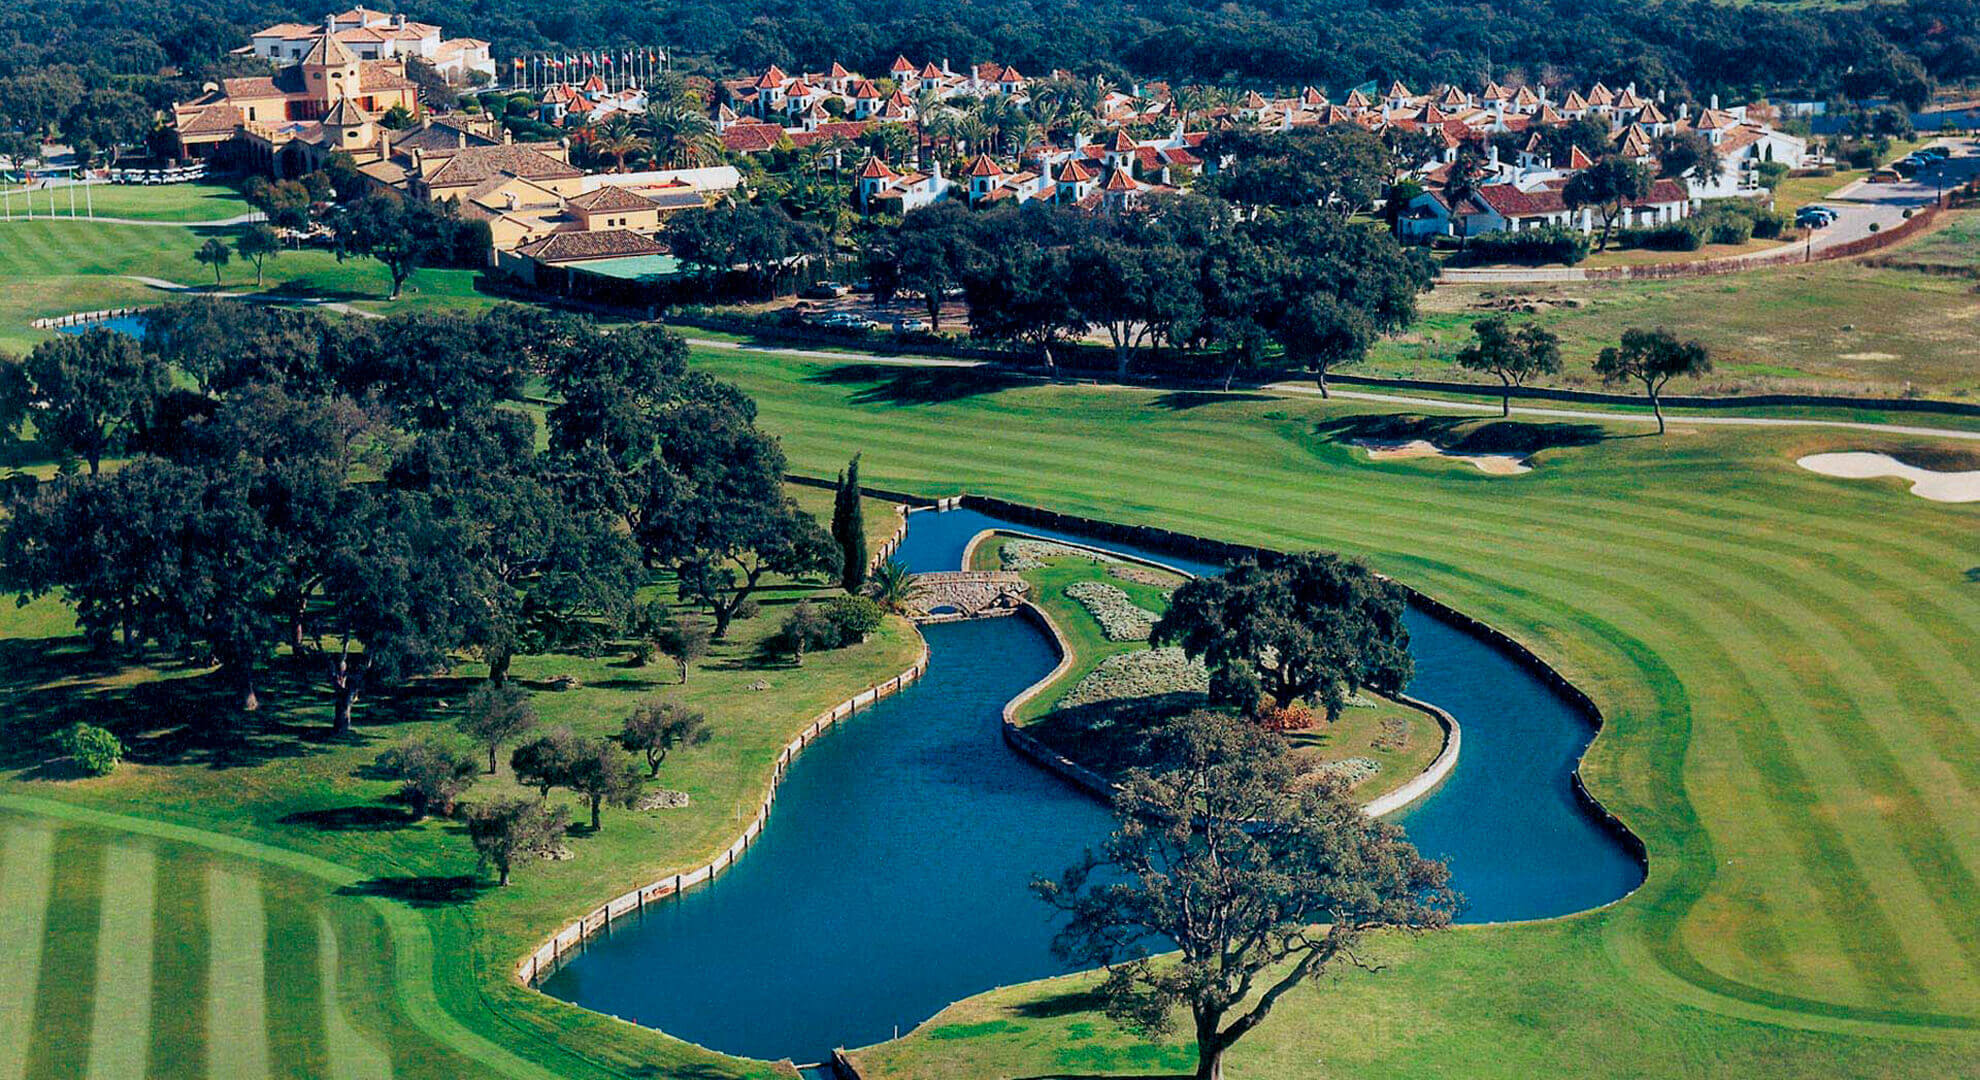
left=892, top=317, right=932, bottom=333
left=1867, top=168, right=1901, bottom=184
left=849, top=279, right=875, bottom=293
left=1796, top=206, right=1836, bottom=227
left=800, top=282, right=852, bottom=299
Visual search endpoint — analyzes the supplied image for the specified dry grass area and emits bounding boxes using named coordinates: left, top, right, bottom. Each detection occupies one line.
left=1378, top=228, right=1980, bottom=399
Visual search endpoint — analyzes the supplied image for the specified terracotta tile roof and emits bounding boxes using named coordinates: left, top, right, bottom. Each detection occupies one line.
left=1107, top=129, right=1137, bottom=152
left=301, top=32, right=357, bottom=67
left=890, top=55, right=914, bottom=73
left=221, top=73, right=299, bottom=99
left=423, top=143, right=582, bottom=187
left=358, top=61, right=415, bottom=92
left=860, top=157, right=897, bottom=179
left=754, top=65, right=788, bottom=89
left=1055, top=158, right=1093, bottom=182
left=176, top=104, right=243, bottom=135
left=1568, top=145, right=1594, bottom=170
left=516, top=229, right=664, bottom=263
left=966, top=153, right=1005, bottom=177
left=721, top=124, right=786, bottom=153
left=853, top=79, right=880, bottom=99
left=568, top=185, right=657, bottom=212
left=322, top=95, right=374, bottom=126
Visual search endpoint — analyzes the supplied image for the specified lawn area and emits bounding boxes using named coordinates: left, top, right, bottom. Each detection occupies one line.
left=1, top=182, right=254, bottom=223
left=1378, top=242, right=1980, bottom=398
left=0, top=216, right=503, bottom=352
left=0, top=476, right=919, bottom=1079
left=672, top=343, right=1980, bottom=1078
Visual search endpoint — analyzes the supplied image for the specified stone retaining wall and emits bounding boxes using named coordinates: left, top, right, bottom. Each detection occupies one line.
left=30, top=306, right=146, bottom=330
left=515, top=638, right=932, bottom=987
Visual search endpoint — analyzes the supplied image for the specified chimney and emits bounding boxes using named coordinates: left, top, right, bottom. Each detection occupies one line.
left=1488, top=142, right=1500, bottom=169
left=324, top=14, right=337, bottom=36
left=942, top=57, right=952, bottom=75
left=1710, top=93, right=1719, bottom=111
left=458, top=128, right=467, bottom=148
left=505, top=191, right=517, bottom=210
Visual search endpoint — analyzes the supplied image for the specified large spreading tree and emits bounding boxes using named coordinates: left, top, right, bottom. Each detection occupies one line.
left=1037, top=710, right=1457, bottom=1080
left=1153, top=552, right=1413, bottom=721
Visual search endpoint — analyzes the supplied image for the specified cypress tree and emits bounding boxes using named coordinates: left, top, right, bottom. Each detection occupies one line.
left=832, top=454, right=868, bottom=592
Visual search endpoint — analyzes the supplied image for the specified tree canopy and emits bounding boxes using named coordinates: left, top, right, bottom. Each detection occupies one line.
left=1152, top=552, right=1413, bottom=721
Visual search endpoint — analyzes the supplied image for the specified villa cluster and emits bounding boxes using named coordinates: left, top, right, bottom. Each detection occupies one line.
left=709, top=58, right=1810, bottom=227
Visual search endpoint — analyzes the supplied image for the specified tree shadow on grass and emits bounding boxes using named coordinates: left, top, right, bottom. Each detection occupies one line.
left=338, top=874, right=487, bottom=907
left=1312, top=413, right=1607, bottom=455
left=1015, top=1074, right=1190, bottom=1080
left=0, top=633, right=478, bottom=776
left=804, top=364, right=1026, bottom=405
left=279, top=805, right=417, bottom=832
left=1011, top=987, right=1111, bottom=1019
left=1149, top=391, right=1278, bottom=411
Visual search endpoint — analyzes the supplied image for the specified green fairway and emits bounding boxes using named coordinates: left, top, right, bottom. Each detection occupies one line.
left=0, top=182, right=253, bottom=223
left=660, top=344, right=1980, bottom=1077
left=0, top=217, right=499, bottom=352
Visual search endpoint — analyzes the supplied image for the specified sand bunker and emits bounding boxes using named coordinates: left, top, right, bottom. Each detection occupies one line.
left=1356, top=439, right=1532, bottom=475
left=1797, top=452, right=1980, bottom=503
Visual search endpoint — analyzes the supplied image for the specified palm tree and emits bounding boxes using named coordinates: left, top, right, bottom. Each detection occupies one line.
left=866, top=560, right=924, bottom=614
left=1028, top=98, right=1064, bottom=145
left=642, top=99, right=722, bottom=168
left=593, top=117, right=650, bottom=172
left=912, top=87, right=945, bottom=163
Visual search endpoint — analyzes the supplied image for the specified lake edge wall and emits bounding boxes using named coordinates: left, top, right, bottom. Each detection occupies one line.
left=953, top=494, right=1649, bottom=871
left=514, top=503, right=921, bottom=990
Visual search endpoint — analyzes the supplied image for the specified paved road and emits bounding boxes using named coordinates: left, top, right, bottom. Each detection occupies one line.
left=1439, top=137, right=1978, bottom=284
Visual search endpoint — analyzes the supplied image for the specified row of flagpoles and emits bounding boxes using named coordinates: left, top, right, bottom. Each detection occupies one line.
left=506, top=49, right=670, bottom=92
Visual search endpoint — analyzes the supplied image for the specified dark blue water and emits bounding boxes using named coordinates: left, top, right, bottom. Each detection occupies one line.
left=57, top=315, right=147, bottom=338
left=541, top=506, right=1643, bottom=1062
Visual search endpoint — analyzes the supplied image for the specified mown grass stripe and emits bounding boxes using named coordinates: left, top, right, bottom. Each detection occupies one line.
left=317, top=914, right=392, bottom=1080
left=25, top=829, right=105, bottom=1080
left=0, top=824, right=56, bottom=1080
left=206, top=866, right=269, bottom=1080
left=264, top=878, right=326, bottom=1078
left=147, top=848, right=208, bottom=1080
left=87, top=844, right=155, bottom=1080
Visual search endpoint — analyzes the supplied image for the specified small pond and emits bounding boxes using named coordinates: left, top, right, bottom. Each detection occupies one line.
left=56, top=315, right=147, bottom=338
left=539, top=506, right=1644, bottom=1063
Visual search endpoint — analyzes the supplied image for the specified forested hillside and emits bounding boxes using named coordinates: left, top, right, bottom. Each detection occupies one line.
left=3, top=0, right=1976, bottom=104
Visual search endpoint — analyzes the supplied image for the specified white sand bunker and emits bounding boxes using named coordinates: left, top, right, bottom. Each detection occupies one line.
left=1355, top=439, right=1532, bottom=476
left=1797, top=452, right=1980, bottom=503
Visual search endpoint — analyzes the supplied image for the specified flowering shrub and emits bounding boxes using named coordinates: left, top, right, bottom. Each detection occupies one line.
left=1374, top=714, right=1412, bottom=752
left=1000, top=538, right=1116, bottom=571
left=1057, top=647, right=1209, bottom=710
left=1317, top=756, right=1382, bottom=786
left=1108, top=564, right=1177, bottom=588
left=1256, top=701, right=1317, bottom=731
left=1065, top=580, right=1160, bottom=641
